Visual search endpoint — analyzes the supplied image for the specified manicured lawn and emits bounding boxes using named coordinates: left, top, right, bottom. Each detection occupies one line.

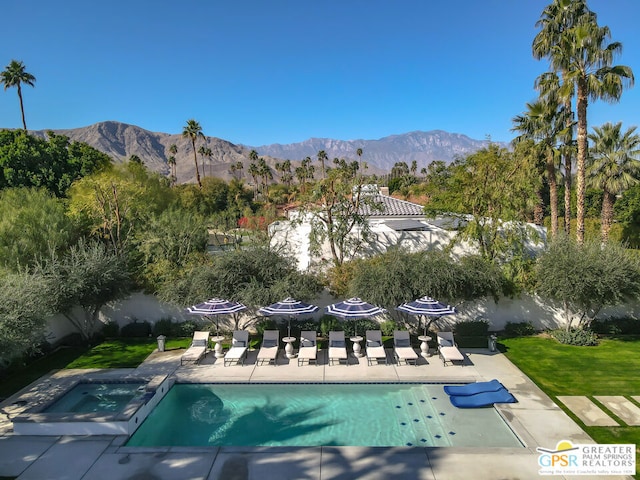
left=0, top=338, right=191, bottom=400
left=65, top=338, right=190, bottom=369
left=500, top=335, right=640, bottom=477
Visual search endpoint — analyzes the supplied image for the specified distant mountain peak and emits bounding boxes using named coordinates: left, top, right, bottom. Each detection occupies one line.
left=24, top=121, right=500, bottom=183
left=250, top=130, right=501, bottom=170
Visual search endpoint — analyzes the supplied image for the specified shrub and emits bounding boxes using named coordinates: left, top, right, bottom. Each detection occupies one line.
left=152, top=318, right=175, bottom=337
left=120, top=320, right=152, bottom=338
left=550, top=328, right=599, bottom=346
left=591, top=317, right=640, bottom=335
left=380, top=320, right=397, bottom=337
left=344, top=319, right=379, bottom=337
left=255, top=318, right=278, bottom=336
left=318, top=315, right=341, bottom=336
left=102, top=321, right=120, bottom=338
left=503, top=321, right=535, bottom=337
left=173, top=320, right=200, bottom=338
left=454, top=319, right=490, bottom=337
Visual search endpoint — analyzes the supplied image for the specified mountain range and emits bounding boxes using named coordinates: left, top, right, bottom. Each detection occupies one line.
left=28, top=121, right=501, bottom=183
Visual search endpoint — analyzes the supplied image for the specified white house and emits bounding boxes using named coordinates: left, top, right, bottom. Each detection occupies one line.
left=270, top=186, right=545, bottom=271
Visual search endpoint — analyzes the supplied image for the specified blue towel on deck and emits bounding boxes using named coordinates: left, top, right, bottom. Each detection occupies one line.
left=443, top=379, right=503, bottom=396
left=449, top=387, right=517, bottom=408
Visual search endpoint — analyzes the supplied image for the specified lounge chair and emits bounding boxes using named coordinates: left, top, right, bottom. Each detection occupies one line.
left=328, top=331, right=348, bottom=366
left=257, top=330, right=279, bottom=366
left=393, top=330, right=419, bottom=366
left=223, top=330, right=249, bottom=366
left=180, top=331, right=210, bottom=365
left=365, top=330, right=387, bottom=365
left=449, top=387, right=517, bottom=408
left=297, top=331, right=318, bottom=366
left=437, top=331, right=465, bottom=366
left=444, top=379, right=503, bottom=396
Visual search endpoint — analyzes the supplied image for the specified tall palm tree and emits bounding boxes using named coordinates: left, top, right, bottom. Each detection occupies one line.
left=168, top=143, right=178, bottom=185
left=182, top=119, right=205, bottom=188
left=356, top=148, right=363, bottom=174
left=198, top=145, right=212, bottom=179
left=587, top=122, right=640, bottom=243
left=317, top=150, right=328, bottom=179
left=0, top=60, right=36, bottom=130
left=545, top=14, right=634, bottom=243
left=533, top=0, right=593, bottom=236
left=513, top=97, right=570, bottom=237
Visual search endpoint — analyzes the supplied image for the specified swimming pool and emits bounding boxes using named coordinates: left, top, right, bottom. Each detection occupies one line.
left=43, top=381, right=145, bottom=414
left=12, top=375, right=172, bottom=436
left=126, top=383, right=523, bottom=448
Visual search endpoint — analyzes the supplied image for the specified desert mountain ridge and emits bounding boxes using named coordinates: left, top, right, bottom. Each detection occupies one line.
left=24, top=121, right=503, bottom=183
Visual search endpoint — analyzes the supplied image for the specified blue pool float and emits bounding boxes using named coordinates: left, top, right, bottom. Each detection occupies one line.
left=449, top=388, right=517, bottom=408
left=443, top=379, right=503, bottom=396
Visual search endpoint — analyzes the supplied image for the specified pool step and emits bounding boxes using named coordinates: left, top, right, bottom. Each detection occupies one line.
left=393, top=387, right=449, bottom=447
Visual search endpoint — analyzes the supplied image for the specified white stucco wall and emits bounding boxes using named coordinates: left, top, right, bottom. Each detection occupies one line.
left=45, top=291, right=640, bottom=345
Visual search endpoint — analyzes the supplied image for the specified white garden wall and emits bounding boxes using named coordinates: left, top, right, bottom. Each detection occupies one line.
left=45, top=291, right=640, bottom=345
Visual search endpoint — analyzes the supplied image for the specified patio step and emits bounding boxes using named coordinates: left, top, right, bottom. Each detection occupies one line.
left=594, top=396, right=640, bottom=426
left=556, top=396, right=618, bottom=426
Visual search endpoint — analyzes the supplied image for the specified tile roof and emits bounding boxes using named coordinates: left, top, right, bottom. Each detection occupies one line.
left=359, top=194, right=425, bottom=217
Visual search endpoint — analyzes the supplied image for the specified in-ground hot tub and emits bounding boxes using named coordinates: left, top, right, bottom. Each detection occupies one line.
left=12, top=375, right=172, bottom=436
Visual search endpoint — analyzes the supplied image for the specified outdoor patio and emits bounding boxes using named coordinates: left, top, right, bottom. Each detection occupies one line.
left=0, top=345, right=633, bottom=480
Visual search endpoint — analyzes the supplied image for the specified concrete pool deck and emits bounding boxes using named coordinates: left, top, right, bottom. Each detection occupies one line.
left=0, top=346, right=634, bottom=479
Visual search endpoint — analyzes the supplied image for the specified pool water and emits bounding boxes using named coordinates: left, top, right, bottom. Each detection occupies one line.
left=43, top=382, right=145, bottom=414
left=126, top=383, right=523, bottom=448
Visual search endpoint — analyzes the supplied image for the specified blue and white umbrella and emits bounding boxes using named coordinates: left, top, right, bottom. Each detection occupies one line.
left=396, top=296, right=456, bottom=335
left=259, top=297, right=318, bottom=337
left=325, top=297, right=386, bottom=336
left=187, top=298, right=247, bottom=334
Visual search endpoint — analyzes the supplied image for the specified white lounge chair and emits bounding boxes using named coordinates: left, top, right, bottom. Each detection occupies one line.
left=223, top=330, right=249, bottom=366
left=393, top=330, right=419, bottom=366
left=257, top=330, right=279, bottom=366
left=437, top=331, right=465, bottom=366
left=365, top=330, right=387, bottom=365
left=328, top=331, right=348, bottom=366
left=180, top=331, right=210, bottom=365
left=297, top=330, right=318, bottom=366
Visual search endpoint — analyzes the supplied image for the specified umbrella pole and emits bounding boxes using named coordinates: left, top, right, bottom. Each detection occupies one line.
left=288, top=317, right=291, bottom=338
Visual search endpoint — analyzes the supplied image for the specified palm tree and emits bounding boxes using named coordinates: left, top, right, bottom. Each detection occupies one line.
left=0, top=60, right=36, bottom=130
left=356, top=148, right=363, bottom=174
left=533, top=1, right=592, bottom=236
left=257, top=157, right=273, bottom=197
left=197, top=146, right=213, bottom=178
left=512, top=97, right=570, bottom=236
left=542, top=10, right=634, bottom=243
left=168, top=143, right=178, bottom=185
left=317, top=150, right=328, bottom=179
left=587, top=122, right=640, bottom=243
left=182, top=119, right=205, bottom=188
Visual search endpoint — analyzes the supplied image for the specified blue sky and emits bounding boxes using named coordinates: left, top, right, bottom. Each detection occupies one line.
left=1, top=0, right=639, bottom=146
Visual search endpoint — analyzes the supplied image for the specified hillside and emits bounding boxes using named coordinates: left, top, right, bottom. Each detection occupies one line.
left=28, top=121, right=501, bottom=182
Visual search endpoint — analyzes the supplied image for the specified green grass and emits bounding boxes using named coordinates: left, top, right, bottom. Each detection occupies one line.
left=65, top=338, right=190, bottom=369
left=500, top=335, right=640, bottom=477
left=0, top=338, right=192, bottom=400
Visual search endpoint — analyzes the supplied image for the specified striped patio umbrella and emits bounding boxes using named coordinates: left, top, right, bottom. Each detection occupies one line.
left=259, top=297, right=318, bottom=337
left=325, top=297, right=386, bottom=336
left=187, top=298, right=247, bottom=334
left=396, top=296, right=456, bottom=335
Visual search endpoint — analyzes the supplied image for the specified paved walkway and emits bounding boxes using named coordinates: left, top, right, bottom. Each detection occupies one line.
left=557, top=395, right=640, bottom=427
left=0, top=346, right=634, bottom=479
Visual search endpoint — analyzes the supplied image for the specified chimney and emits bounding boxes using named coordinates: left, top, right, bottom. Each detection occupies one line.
left=379, top=186, right=389, bottom=196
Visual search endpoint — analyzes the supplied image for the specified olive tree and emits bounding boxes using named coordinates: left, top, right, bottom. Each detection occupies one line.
left=0, top=270, right=52, bottom=366
left=39, top=240, right=131, bottom=341
left=535, top=235, right=640, bottom=329
left=160, top=247, right=322, bottom=329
